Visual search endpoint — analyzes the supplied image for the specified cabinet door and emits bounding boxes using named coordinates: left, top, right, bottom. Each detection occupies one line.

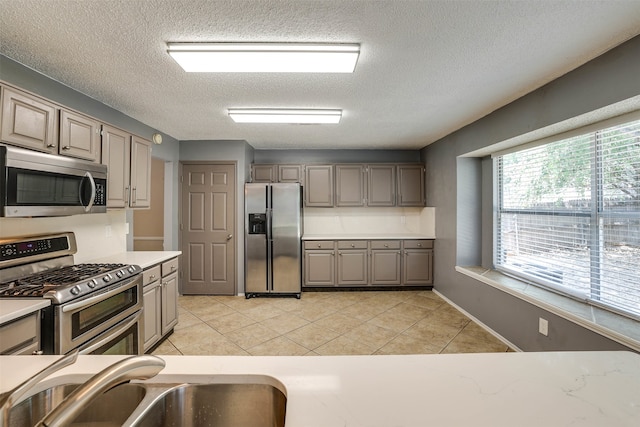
left=304, top=250, right=335, bottom=286
left=305, top=165, right=334, bottom=207
left=161, top=272, right=179, bottom=335
left=278, top=164, right=303, bottom=183
left=101, top=125, right=131, bottom=208
left=130, top=135, right=152, bottom=208
left=403, top=249, right=433, bottom=285
left=335, top=164, right=365, bottom=207
left=397, top=164, right=426, bottom=206
left=143, top=282, right=161, bottom=351
left=368, top=164, right=396, bottom=206
left=337, top=249, right=368, bottom=285
left=252, top=164, right=277, bottom=182
left=370, top=250, right=401, bottom=285
left=59, top=109, right=100, bottom=162
left=1, top=87, right=57, bottom=153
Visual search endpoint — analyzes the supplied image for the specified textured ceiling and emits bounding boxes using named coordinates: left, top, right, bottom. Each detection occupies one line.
left=1, top=0, right=639, bottom=149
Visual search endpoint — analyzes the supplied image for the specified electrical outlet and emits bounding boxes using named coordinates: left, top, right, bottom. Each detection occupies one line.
left=539, top=317, right=549, bottom=336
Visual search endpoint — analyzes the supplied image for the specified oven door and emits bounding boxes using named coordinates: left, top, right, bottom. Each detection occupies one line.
left=77, top=310, right=143, bottom=355
left=54, top=275, right=143, bottom=354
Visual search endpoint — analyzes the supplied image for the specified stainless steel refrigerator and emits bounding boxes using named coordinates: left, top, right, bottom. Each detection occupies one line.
left=245, top=183, right=302, bottom=298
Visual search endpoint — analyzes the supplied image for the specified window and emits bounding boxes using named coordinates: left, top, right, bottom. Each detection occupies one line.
left=496, top=118, right=640, bottom=319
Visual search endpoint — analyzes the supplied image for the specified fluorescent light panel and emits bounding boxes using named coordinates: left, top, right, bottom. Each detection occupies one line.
left=228, top=109, right=342, bottom=124
left=167, top=43, right=359, bottom=73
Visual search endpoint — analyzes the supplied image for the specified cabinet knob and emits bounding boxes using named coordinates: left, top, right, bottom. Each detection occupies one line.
left=350, top=244, right=355, bottom=248
left=384, top=244, right=389, bottom=248
left=149, top=274, right=156, bottom=280
left=62, top=146, right=71, bottom=150
left=317, top=244, right=321, bottom=248
left=47, top=144, right=56, bottom=148
left=417, top=243, right=422, bottom=247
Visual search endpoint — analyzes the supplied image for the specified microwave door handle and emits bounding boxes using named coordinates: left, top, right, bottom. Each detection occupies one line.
left=77, top=310, right=142, bottom=355
left=80, top=172, right=96, bottom=212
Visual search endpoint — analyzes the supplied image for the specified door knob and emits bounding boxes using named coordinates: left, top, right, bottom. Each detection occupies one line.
left=226, top=234, right=233, bottom=241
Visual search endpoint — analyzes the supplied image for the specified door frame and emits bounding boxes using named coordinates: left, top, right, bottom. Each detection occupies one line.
left=179, top=161, right=238, bottom=295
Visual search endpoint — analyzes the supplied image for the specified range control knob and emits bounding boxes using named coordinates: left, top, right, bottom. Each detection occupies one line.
left=87, top=279, right=98, bottom=288
left=70, top=285, right=81, bottom=296
left=127, top=266, right=136, bottom=274
left=103, top=273, right=112, bottom=283
left=116, top=270, right=124, bottom=278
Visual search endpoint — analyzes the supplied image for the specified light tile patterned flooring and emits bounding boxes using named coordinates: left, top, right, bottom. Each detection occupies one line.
left=152, top=290, right=513, bottom=356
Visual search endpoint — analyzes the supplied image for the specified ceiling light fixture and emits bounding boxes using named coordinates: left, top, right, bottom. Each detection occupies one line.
left=167, top=43, right=360, bottom=73
left=228, top=109, right=342, bottom=124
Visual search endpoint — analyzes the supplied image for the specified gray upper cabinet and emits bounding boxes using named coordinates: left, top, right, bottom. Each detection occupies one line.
left=305, top=164, right=334, bottom=207
left=367, top=164, right=396, bottom=207
left=278, top=164, right=303, bottom=184
left=1, top=86, right=58, bottom=153
left=397, top=164, right=426, bottom=206
left=335, top=164, right=366, bottom=207
left=59, top=109, right=100, bottom=162
left=101, top=125, right=151, bottom=208
left=251, top=164, right=277, bottom=182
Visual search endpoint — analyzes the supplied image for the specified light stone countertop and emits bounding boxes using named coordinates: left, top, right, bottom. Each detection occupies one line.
left=86, top=251, right=182, bottom=270
left=302, top=234, right=435, bottom=240
left=0, top=299, right=50, bottom=325
left=0, top=351, right=638, bottom=426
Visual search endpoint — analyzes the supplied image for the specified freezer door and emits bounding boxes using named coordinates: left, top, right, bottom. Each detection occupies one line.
left=270, top=183, right=302, bottom=293
left=245, top=183, right=268, bottom=294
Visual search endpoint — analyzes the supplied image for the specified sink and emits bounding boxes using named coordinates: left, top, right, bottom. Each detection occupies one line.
left=131, top=383, right=287, bottom=427
left=5, top=383, right=146, bottom=427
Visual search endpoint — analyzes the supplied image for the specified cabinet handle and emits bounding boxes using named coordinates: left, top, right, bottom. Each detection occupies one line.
left=125, top=186, right=130, bottom=204
left=149, top=274, right=156, bottom=280
left=417, top=243, right=422, bottom=247
left=171, top=265, right=177, bottom=271
left=350, top=244, right=355, bottom=248
left=62, top=146, right=71, bottom=150
left=384, top=244, right=389, bottom=248
left=317, top=244, right=321, bottom=248
left=47, top=143, right=56, bottom=148
left=132, top=187, right=137, bottom=205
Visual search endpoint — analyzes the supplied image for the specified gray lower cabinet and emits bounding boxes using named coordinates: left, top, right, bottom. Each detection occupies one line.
left=337, top=241, right=368, bottom=285
left=303, top=241, right=336, bottom=286
left=143, top=257, right=179, bottom=352
left=0, top=311, right=40, bottom=355
left=304, top=239, right=433, bottom=287
left=370, top=240, right=402, bottom=285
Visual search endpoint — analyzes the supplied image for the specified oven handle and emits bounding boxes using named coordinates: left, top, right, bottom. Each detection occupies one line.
left=78, top=310, right=142, bottom=355
left=62, top=277, right=140, bottom=313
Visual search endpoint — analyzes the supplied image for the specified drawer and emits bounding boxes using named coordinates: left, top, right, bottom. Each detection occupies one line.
left=162, top=257, right=179, bottom=277
left=0, top=312, right=39, bottom=355
left=403, top=239, right=434, bottom=249
left=370, top=240, right=401, bottom=249
left=143, top=265, right=161, bottom=286
left=337, top=240, right=368, bottom=249
left=304, top=241, right=335, bottom=250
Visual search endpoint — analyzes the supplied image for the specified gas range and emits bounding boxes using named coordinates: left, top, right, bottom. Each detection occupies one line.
left=0, top=262, right=142, bottom=304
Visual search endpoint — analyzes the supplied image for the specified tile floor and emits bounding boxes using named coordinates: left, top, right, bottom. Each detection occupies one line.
left=152, top=290, right=513, bottom=356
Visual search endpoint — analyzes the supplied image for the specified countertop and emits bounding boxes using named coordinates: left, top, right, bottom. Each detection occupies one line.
left=1, top=351, right=638, bottom=426
left=0, top=299, right=50, bottom=325
left=302, top=234, right=435, bottom=240
left=86, top=251, right=182, bottom=270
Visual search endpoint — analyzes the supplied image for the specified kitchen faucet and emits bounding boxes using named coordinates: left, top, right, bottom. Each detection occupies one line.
left=35, top=354, right=165, bottom=427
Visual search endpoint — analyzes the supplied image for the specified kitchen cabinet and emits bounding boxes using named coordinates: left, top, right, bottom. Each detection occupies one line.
left=303, top=241, right=336, bottom=286
left=370, top=240, right=402, bottom=285
left=251, top=164, right=277, bottom=182
left=397, top=164, right=426, bottom=206
left=1, top=86, right=58, bottom=153
left=160, top=257, right=179, bottom=335
left=59, top=109, right=101, bottom=162
left=337, top=241, right=368, bottom=285
left=142, top=256, right=179, bottom=352
left=335, top=164, right=366, bottom=207
left=278, top=164, right=303, bottom=184
left=305, top=164, right=334, bottom=207
left=142, top=265, right=162, bottom=351
left=402, top=240, right=434, bottom=285
left=368, top=164, right=396, bottom=206
left=0, top=312, right=40, bottom=355
left=101, top=124, right=152, bottom=208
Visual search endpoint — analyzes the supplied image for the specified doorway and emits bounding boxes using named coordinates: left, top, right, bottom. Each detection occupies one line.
left=133, top=157, right=165, bottom=250
left=180, top=162, right=237, bottom=295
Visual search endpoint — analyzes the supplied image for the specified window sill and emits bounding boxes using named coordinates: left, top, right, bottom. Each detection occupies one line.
left=455, top=266, right=640, bottom=353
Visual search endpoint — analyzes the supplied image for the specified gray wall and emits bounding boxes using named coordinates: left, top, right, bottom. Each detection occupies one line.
left=254, top=149, right=420, bottom=164
left=0, top=55, right=182, bottom=251
left=422, top=36, right=640, bottom=352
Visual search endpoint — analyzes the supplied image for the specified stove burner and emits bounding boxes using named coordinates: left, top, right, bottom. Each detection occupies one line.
left=0, top=263, right=128, bottom=298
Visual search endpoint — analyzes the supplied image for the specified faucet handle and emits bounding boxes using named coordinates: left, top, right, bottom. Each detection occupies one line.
left=0, top=350, right=79, bottom=427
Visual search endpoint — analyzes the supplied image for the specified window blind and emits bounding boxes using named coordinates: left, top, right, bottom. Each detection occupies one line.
left=496, top=118, right=640, bottom=319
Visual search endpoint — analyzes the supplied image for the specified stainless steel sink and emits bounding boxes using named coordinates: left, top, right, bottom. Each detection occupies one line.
left=130, top=383, right=287, bottom=427
left=5, top=383, right=146, bottom=427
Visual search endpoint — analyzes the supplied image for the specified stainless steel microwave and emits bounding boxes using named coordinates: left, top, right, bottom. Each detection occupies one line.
left=0, top=144, right=107, bottom=217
